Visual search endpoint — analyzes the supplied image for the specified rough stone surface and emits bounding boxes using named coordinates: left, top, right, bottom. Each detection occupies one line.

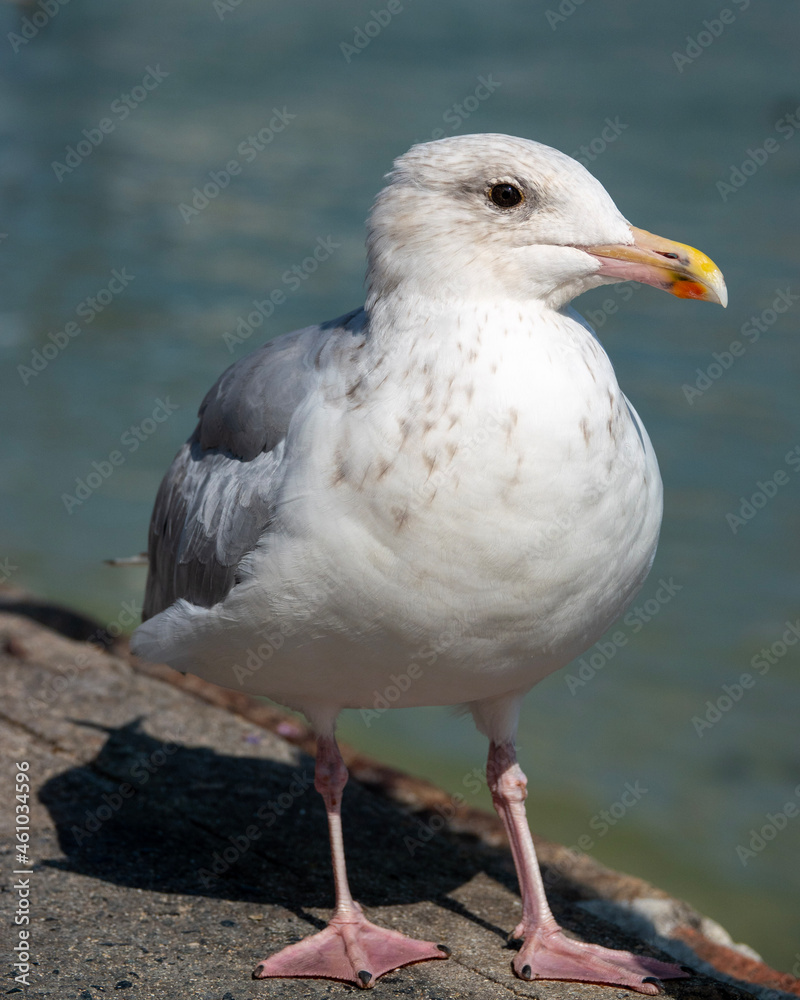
left=0, top=601, right=793, bottom=1000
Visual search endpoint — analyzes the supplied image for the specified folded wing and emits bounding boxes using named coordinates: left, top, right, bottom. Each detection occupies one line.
left=142, top=308, right=366, bottom=619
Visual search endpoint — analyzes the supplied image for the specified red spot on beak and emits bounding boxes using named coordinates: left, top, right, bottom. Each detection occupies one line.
left=671, top=281, right=706, bottom=301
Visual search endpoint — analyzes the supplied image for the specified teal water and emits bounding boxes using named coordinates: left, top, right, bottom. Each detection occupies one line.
left=2, top=0, right=798, bottom=972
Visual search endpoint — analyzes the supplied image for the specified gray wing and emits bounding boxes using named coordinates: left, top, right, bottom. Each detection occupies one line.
left=142, top=308, right=366, bottom=619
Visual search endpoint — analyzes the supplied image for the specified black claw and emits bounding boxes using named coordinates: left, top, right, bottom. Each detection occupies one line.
left=643, top=977, right=663, bottom=992
left=521, top=964, right=532, bottom=981
left=252, top=964, right=265, bottom=979
left=681, top=965, right=695, bottom=974
left=357, top=970, right=372, bottom=986
left=437, top=944, right=451, bottom=956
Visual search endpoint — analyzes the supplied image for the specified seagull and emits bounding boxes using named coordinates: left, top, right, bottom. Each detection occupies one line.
left=131, top=133, right=726, bottom=993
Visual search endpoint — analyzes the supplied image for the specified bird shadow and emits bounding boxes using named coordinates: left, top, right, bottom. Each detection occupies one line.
left=38, top=717, right=683, bottom=980
left=38, top=718, right=501, bottom=920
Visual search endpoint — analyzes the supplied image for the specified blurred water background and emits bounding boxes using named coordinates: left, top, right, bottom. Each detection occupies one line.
left=1, top=0, right=798, bottom=972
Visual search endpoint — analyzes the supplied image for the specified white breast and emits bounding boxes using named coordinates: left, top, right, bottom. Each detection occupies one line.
left=223, top=300, right=663, bottom=710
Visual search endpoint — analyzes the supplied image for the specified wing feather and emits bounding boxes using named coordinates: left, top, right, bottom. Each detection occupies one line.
left=142, top=308, right=365, bottom=618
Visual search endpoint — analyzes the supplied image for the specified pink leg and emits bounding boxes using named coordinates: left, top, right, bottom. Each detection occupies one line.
left=487, top=741, right=689, bottom=995
left=253, top=734, right=448, bottom=987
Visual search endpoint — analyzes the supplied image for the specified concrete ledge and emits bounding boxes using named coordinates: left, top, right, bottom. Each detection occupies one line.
left=2, top=596, right=797, bottom=1000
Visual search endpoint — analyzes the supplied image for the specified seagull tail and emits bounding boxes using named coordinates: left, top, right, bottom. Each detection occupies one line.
left=130, top=599, right=211, bottom=668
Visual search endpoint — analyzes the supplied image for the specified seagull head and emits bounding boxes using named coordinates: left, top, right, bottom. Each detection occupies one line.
left=366, top=133, right=726, bottom=311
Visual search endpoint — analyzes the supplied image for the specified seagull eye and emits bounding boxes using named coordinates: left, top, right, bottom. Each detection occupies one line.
left=489, top=183, right=523, bottom=209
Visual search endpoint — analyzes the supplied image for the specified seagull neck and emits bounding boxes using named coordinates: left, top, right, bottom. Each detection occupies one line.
left=364, top=291, right=562, bottom=363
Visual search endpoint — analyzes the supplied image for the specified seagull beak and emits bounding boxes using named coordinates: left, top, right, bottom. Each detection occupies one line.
left=582, top=226, right=728, bottom=307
